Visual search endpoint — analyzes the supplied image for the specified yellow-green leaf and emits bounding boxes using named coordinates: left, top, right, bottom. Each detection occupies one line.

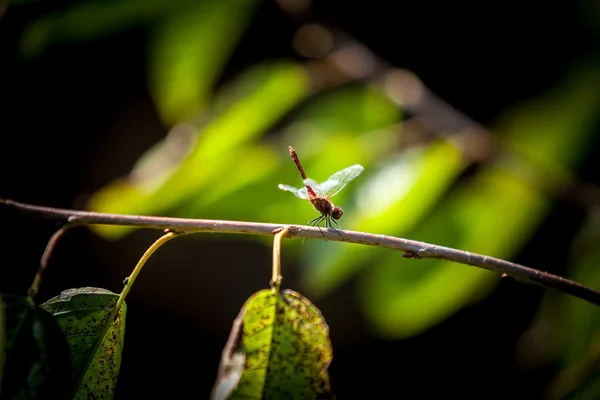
left=212, top=289, right=334, bottom=400
left=40, top=287, right=126, bottom=400
left=302, top=139, right=465, bottom=297
left=357, top=63, right=600, bottom=339
left=149, top=0, right=256, bottom=124
left=359, top=165, right=548, bottom=339
left=86, top=62, right=311, bottom=239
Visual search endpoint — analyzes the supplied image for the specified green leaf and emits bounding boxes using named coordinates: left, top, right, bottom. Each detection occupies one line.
left=556, top=250, right=600, bottom=400
left=40, top=287, right=126, bottom=400
left=19, top=0, right=179, bottom=57
left=149, top=0, right=256, bottom=124
left=212, top=289, right=334, bottom=400
left=545, top=211, right=600, bottom=399
left=86, top=61, right=311, bottom=239
left=564, top=213, right=600, bottom=364
left=279, top=85, right=401, bottom=175
left=302, top=139, right=465, bottom=297
left=358, top=166, right=545, bottom=338
left=1, top=296, right=72, bottom=400
left=500, top=64, right=600, bottom=178
left=357, top=63, right=600, bottom=339
left=292, top=84, right=401, bottom=136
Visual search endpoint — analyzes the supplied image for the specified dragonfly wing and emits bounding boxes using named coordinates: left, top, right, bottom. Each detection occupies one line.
left=302, top=178, right=322, bottom=195
left=303, top=178, right=319, bottom=187
left=319, top=164, right=365, bottom=197
left=278, top=184, right=309, bottom=199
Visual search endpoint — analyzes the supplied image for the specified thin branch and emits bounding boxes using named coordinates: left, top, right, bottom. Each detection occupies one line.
left=28, top=217, right=83, bottom=300
left=3, top=197, right=600, bottom=307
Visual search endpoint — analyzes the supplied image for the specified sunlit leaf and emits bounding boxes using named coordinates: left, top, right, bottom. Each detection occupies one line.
left=212, top=289, right=334, bottom=400
left=40, top=287, right=126, bottom=400
left=2, top=296, right=72, bottom=399
left=500, top=65, right=600, bottom=178
left=87, top=61, right=310, bottom=238
left=149, top=0, right=256, bottom=124
left=175, top=143, right=280, bottom=220
left=360, top=166, right=546, bottom=338
left=358, top=64, right=600, bottom=339
left=302, top=139, right=464, bottom=297
left=280, top=84, right=401, bottom=173
left=292, top=84, right=400, bottom=135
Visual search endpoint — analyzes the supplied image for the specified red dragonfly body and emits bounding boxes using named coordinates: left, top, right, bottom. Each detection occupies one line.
left=279, top=146, right=364, bottom=233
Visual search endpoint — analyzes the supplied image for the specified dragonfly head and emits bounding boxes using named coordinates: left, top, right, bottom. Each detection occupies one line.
left=331, top=206, right=343, bottom=220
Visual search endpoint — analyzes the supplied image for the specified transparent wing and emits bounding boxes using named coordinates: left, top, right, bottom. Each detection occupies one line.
left=303, top=178, right=319, bottom=188
left=278, top=184, right=309, bottom=199
left=318, top=164, right=364, bottom=197
left=301, top=178, right=321, bottom=195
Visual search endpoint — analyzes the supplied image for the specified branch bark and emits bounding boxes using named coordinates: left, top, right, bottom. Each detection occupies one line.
left=3, top=197, right=600, bottom=307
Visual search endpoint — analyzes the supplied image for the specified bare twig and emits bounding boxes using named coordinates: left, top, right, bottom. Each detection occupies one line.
left=3, top=198, right=600, bottom=307
left=28, top=217, right=83, bottom=300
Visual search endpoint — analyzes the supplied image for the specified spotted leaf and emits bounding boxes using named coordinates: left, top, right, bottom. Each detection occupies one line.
left=213, top=289, right=334, bottom=400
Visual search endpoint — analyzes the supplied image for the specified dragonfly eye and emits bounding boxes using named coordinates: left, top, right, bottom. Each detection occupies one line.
left=331, top=207, right=343, bottom=220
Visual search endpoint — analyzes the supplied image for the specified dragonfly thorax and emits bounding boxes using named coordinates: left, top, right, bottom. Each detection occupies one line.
left=310, top=197, right=342, bottom=219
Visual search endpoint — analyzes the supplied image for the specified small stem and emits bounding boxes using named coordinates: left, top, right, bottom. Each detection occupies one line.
left=28, top=219, right=81, bottom=300
left=271, top=227, right=289, bottom=289
left=114, top=230, right=180, bottom=313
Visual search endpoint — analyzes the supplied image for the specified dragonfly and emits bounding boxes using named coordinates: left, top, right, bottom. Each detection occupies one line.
left=278, top=146, right=364, bottom=234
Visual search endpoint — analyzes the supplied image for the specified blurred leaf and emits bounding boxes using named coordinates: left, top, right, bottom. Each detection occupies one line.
left=357, top=63, right=600, bottom=338
left=545, top=211, right=600, bottom=399
left=302, top=139, right=465, bottom=297
left=87, top=61, right=310, bottom=238
left=280, top=85, right=401, bottom=169
left=149, top=0, right=256, bottom=124
left=501, top=66, right=600, bottom=174
left=2, top=295, right=72, bottom=400
left=212, top=289, right=334, bottom=400
left=40, top=287, right=126, bottom=400
left=359, top=166, right=546, bottom=338
left=564, top=212, right=600, bottom=364
left=175, top=143, right=280, bottom=220
left=292, top=84, right=400, bottom=135
left=0, top=0, right=7, bottom=20
left=20, top=0, right=182, bottom=57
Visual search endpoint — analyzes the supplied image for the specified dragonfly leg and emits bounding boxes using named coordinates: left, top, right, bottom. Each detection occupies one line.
left=308, top=215, right=327, bottom=239
left=326, top=216, right=342, bottom=235
left=308, top=216, right=323, bottom=226
left=330, top=218, right=343, bottom=235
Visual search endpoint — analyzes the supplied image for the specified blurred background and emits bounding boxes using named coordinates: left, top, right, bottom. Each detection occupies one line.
left=1, top=0, right=600, bottom=398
